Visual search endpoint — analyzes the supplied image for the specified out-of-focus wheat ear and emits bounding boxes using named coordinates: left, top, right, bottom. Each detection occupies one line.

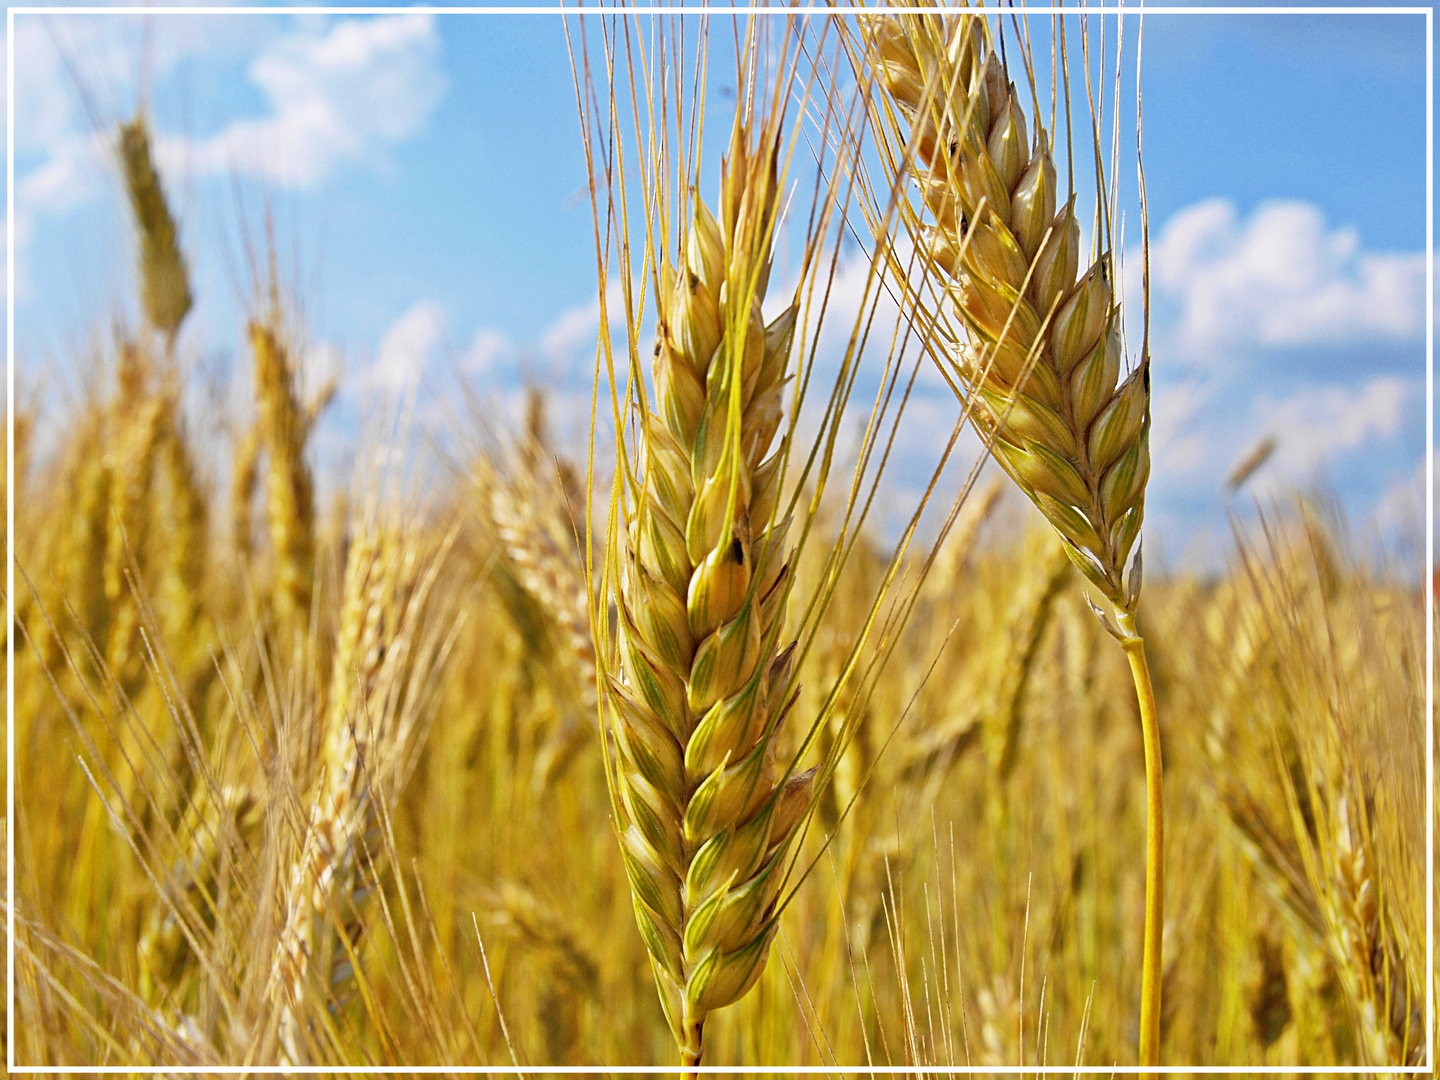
left=1330, top=794, right=1423, bottom=1065
left=1248, top=926, right=1292, bottom=1051
left=985, top=536, right=1070, bottom=782
left=118, top=115, right=192, bottom=348
left=44, top=409, right=113, bottom=664
left=230, top=423, right=261, bottom=564
left=249, top=321, right=315, bottom=638
left=270, top=510, right=429, bottom=1064
left=103, top=387, right=167, bottom=681
left=152, top=393, right=211, bottom=690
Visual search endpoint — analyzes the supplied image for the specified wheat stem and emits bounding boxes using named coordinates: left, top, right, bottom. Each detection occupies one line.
left=1118, top=610, right=1163, bottom=1075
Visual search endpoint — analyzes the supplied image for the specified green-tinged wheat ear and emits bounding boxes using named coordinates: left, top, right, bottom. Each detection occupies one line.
left=865, top=12, right=1148, bottom=614
left=249, top=321, right=315, bottom=635
left=606, top=121, right=813, bottom=1065
left=118, top=116, right=192, bottom=344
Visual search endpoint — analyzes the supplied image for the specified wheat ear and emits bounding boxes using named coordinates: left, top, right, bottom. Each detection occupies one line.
left=603, top=118, right=813, bottom=1072
left=249, top=321, right=316, bottom=637
left=118, top=116, right=192, bottom=348
left=862, top=10, right=1164, bottom=1070
left=269, top=519, right=407, bottom=1063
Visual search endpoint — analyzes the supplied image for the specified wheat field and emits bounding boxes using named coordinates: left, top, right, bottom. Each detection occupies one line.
left=6, top=7, right=1431, bottom=1076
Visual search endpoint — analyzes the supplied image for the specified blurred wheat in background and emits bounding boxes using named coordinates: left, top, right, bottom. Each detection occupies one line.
left=5, top=5, right=1430, bottom=1075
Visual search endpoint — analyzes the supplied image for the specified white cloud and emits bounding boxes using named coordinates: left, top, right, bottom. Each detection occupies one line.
left=539, top=281, right=626, bottom=366
left=1152, top=198, right=1425, bottom=355
left=463, top=327, right=510, bottom=375
left=1256, top=376, right=1409, bottom=478
left=1369, top=452, right=1430, bottom=543
left=175, top=13, right=444, bottom=186
left=368, top=300, right=444, bottom=394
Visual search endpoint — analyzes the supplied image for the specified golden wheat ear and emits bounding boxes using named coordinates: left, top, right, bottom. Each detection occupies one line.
left=861, top=11, right=1147, bottom=619
left=856, top=7, right=1165, bottom=1073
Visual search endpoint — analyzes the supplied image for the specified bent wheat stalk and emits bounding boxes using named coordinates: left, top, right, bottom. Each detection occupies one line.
left=858, top=8, right=1164, bottom=1070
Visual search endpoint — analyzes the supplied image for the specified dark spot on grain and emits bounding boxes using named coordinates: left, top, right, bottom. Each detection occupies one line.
left=730, top=537, right=745, bottom=565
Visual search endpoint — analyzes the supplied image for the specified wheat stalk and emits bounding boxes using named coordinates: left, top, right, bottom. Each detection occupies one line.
left=575, top=12, right=973, bottom=1069
left=858, top=8, right=1165, bottom=1069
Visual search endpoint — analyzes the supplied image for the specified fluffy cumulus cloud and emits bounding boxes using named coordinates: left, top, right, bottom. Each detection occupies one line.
left=463, top=327, right=511, bottom=376
left=15, top=14, right=444, bottom=229
left=1152, top=198, right=1426, bottom=355
left=177, top=13, right=445, bottom=186
left=1155, top=374, right=1413, bottom=498
left=367, top=300, right=445, bottom=394
left=1254, top=376, right=1410, bottom=478
left=538, top=281, right=628, bottom=369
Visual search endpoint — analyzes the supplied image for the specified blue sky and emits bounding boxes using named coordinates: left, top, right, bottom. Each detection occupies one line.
left=10, top=4, right=1431, bottom=573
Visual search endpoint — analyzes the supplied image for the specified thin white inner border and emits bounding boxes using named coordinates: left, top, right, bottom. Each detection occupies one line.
left=2, top=4, right=1428, bottom=1077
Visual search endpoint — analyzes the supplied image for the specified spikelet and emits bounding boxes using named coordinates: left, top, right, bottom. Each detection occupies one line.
left=250, top=321, right=315, bottom=636
left=118, top=116, right=192, bottom=344
left=863, top=10, right=1148, bottom=616
left=604, top=119, right=813, bottom=1066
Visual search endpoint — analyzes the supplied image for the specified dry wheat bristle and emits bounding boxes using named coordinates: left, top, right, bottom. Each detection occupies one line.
left=118, top=116, right=192, bottom=344
left=864, top=10, right=1148, bottom=614
left=604, top=118, right=813, bottom=1066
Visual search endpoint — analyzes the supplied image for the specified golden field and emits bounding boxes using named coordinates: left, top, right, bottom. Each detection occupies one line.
left=5, top=15, right=1433, bottom=1076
